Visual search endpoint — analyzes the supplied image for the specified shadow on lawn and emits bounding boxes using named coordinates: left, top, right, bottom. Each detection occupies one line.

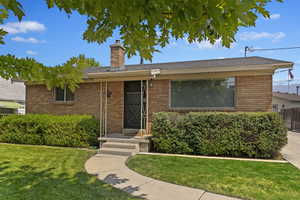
left=103, top=173, right=147, bottom=198
left=0, top=161, right=143, bottom=200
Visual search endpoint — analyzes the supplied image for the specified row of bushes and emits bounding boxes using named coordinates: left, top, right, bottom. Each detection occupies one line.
left=0, top=114, right=99, bottom=147
left=151, top=112, right=287, bottom=158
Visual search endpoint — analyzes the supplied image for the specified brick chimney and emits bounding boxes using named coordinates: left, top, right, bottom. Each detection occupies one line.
left=110, top=40, right=125, bottom=68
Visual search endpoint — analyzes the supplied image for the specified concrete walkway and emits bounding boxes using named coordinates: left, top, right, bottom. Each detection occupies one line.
left=85, top=154, right=240, bottom=200
left=282, top=131, right=300, bottom=169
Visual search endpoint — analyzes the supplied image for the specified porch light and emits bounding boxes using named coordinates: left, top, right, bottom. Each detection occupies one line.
left=150, top=69, right=160, bottom=78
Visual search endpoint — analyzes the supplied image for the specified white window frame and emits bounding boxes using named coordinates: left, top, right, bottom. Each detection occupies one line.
left=168, top=78, right=236, bottom=110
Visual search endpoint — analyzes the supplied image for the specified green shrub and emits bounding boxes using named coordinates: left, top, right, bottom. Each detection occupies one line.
left=0, top=114, right=99, bottom=147
left=152, top=112, right=287, bottom=158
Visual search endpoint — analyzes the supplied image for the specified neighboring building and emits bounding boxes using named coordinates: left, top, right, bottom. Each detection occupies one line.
left=0, top=78, right=25, bottom=114
left=26, top=40, right=294, bottom=137
left=272, top=92, right=300, bottom=112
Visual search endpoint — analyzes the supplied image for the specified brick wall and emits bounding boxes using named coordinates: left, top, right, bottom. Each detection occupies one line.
left=235, top=75, right=272, bottom=112
left=148, top=80, right=170, bottom=120
left=26, top=83, right=101, bottom=116
left=147, top=75, right=272, bottom=115
left=26, top=81, right=124, bottom=134
left=107, top=81, right=124, bottom=133
left=26, top=75, right=272, bottom=135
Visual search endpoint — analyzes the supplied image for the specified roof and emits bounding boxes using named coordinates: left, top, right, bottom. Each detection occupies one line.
left=0, top=78, right=25, bottom=102
left=273, top=92, right=300, bottom=102
left=86, top=56, right=293, bottom=76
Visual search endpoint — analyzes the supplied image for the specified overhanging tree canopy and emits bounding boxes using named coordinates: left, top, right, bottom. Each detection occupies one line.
left=1, top=0, right=282, bottom=60
left=0, top=54, right=100, bottom=90
left=0, top=0, right=282, bottom=88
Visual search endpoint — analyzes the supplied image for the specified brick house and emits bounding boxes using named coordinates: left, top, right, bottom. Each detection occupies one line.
left=26, top=40, right=293, bottom=138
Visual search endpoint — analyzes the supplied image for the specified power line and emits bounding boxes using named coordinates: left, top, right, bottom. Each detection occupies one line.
left=244, top=46, right=300, bottom=57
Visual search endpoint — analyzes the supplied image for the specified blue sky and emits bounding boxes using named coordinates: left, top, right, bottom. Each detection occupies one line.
left=1, top=0, right=300, bottom=82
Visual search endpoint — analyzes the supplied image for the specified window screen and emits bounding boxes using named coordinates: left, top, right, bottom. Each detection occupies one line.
left=171, top=78, right=235, bottom=108
left=55, top=86, right=74, bottom=102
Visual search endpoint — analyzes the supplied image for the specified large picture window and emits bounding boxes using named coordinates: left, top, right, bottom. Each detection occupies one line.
left=55, top=86, right=74, bottom=102
left=170, top=78, right=235, bottom=108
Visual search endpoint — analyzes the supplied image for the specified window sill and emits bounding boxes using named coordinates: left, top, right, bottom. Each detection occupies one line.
left=52, top=101, right=75, bottom=105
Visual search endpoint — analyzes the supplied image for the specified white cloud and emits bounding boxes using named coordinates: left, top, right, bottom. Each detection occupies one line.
left=26, top=50, right=37, bottom=56
left=239, top=31, right=286, bottom=42
left=196, top=39, right=224, bottom=49
left=11, top=36, right=45, bottom=43
left=0, top=21, right=46, bottom=34
left=269, top=14, right=281, bottom=20
left=185, top=38, right=236, bottom=49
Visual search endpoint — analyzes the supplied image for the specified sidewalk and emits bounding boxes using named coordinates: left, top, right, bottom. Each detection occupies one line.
left=282, top=131, right=300, bottom=169
left=85, top=154, right=241, bottom=200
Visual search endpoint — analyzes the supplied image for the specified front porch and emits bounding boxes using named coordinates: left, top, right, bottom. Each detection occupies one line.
left=98, top=80, right=151, bottom=138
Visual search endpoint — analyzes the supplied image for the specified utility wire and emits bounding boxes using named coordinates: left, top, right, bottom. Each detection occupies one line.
left=244, top=46, right=300, bottom=57
left=251, top=46, right=300, bottom=51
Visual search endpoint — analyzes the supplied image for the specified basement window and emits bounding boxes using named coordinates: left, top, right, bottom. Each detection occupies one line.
left=55, top=86, right=74, bottom=102
left=170, top=78, right=235, bottom=108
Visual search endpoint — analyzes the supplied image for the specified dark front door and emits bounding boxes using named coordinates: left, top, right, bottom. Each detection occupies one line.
left=124, top=81, right=142, bottom=129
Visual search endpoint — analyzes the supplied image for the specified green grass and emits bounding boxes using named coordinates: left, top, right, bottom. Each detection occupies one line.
left=0, top=143, right=138, bottom=200
left=127, top=154, right=300, bottom=200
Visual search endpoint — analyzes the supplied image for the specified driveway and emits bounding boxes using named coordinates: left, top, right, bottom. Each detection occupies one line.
left=282, top=131, right=300, bottom=169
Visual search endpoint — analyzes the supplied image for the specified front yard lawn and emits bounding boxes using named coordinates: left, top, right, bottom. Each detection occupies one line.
left=127, top=154, right=300, bottom=200
left=0, top=143, right=138, bottom=200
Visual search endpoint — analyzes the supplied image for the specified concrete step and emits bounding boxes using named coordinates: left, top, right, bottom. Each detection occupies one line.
left=123, top=129, right=139, bottom=136
left=99, top=147, right=136, bottom=156
left=99, top=137, right=149, bottom=144
left=102, top=142, right=137, bottom=150
left=108, top=133, right=133, bottom=139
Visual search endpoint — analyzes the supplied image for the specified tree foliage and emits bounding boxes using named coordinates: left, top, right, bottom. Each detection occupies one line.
left=0, top=0, right=24, bottom=44
left=1, top=0, right=283, bottom=60
left=0, top=54, right=100, bottom=90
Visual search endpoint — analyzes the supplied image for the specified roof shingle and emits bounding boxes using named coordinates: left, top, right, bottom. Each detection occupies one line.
left=86, top=56, right=293, bottom=74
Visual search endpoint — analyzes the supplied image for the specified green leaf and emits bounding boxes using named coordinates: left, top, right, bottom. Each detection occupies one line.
left=0, top=0, right=284, bottom=59
left=0, top=54, right=100, bottom=90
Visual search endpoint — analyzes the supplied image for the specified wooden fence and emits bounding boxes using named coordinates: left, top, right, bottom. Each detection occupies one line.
left=280, top=108, right=300, bottom=131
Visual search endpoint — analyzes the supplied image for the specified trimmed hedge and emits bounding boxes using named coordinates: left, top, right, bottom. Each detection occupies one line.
left=0, top=114, right=99, bottom=147
left=152, top=112, right=287, bottom=158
